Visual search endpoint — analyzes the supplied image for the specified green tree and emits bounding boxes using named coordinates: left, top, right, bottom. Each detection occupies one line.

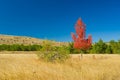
left=68, top=42, right=74, bottom=54
left=109, top=40, right=118, bottom=53
left=41, top=40, right=53, bottom=51
left=91, top=39, right=107, bottom=53
left=105, top=45, right=112, bottom=54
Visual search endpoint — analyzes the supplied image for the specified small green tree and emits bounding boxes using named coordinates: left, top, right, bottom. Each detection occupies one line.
left=109, top=40, right=118, bottom=53
left=41, top=40, right=53, bottom=51
left=37, top=45, right=70, bottom=62
left=105, top=45, right=112, bottom=54
left=90, top=39, right=107, bottom=54
left=68, top=42, right=74, bottom=54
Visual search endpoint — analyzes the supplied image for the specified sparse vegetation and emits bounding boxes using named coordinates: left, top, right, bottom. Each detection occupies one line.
left=0, top=35, right=67, bottom=46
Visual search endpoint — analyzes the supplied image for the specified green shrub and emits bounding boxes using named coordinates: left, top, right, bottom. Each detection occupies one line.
left=37, top=46, right=70, bottom=62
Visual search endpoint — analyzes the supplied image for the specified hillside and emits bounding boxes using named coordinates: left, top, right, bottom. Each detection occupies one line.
left=0, top=34, right=67, bottom=46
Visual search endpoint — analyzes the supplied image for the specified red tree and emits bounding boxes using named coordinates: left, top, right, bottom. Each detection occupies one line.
left=71, top=18, right=92, bottom=50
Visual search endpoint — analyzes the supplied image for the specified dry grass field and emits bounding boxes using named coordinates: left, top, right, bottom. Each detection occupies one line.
left=0, top=52, right=120, bottom=80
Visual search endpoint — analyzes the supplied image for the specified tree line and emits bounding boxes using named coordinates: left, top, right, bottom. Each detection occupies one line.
left=0, top=39, right=120, bottom=54
left=0, top=44, right=42, bottom=51
left=69, top=39, right=120, bottom=54
left=0, top=40, right=68, bottom=52
left=90, top=39, right=120, bottom=54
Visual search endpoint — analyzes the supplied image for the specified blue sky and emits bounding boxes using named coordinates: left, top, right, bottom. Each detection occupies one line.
left=0, top=0, right=120, bottom=42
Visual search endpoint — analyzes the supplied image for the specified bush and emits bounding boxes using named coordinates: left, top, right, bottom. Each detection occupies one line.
left=37, top=46, right=70, bottom=62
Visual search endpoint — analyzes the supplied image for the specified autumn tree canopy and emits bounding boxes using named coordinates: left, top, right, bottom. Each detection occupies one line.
left=71, top=18, right=92, bottom=50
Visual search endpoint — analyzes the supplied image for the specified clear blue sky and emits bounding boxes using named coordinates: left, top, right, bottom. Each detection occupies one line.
left=0, top=0, right=120, bottom=42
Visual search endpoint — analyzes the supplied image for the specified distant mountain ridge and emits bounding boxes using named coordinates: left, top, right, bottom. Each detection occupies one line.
left=0, top=34, right=67, bottom=46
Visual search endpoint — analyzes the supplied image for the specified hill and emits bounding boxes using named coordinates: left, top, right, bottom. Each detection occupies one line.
left=0, top=34, right=67, bottom=46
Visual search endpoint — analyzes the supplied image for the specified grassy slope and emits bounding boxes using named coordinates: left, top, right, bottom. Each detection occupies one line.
left=0, top=34, right=43, bottom=45
left=0, top=52, right=120, bottom=80
left=0, top=34, right=68, bottom=46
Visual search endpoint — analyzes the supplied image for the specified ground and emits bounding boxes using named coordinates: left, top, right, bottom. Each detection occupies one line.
left=0, top=51, right=120, bottom=80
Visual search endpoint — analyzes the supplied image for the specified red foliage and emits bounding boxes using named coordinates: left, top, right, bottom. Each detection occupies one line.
left=71, top=18, right=92, bottom=50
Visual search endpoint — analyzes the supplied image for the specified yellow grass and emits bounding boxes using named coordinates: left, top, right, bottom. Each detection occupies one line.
left=0, top=52, right=120, bottom=80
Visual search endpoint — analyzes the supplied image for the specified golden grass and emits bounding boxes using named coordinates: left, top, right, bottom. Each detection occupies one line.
left=0, top=52, right=120, bottom=80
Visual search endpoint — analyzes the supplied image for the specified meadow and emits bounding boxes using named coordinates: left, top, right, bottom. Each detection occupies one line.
left=0, top=51, right=120, bottom=80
